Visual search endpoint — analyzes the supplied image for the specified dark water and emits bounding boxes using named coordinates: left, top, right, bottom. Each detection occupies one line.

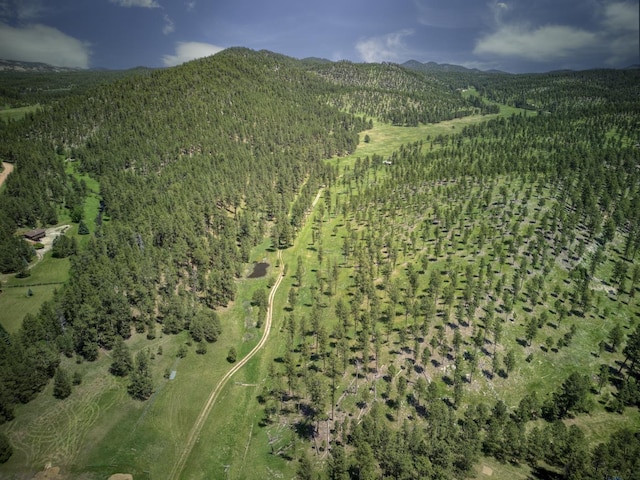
left=248, top=262, right=269, bottom=278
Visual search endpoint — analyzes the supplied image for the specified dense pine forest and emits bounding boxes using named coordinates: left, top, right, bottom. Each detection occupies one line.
left=0, top=48, right=639, bottom=479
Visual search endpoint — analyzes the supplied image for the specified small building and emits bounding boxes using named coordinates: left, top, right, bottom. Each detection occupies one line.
left=24, top=228, right=46, bottom=242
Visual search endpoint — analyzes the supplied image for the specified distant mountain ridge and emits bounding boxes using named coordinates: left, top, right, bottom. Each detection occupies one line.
left=0, top=59, right=83, bottom=73
left=402, top=59, right=506, bottom=74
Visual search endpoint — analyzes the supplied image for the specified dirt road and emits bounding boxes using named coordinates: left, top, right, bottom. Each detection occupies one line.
left=0, top=161, right=14, bottom=188
left=169, top=249, right=285, bottom=480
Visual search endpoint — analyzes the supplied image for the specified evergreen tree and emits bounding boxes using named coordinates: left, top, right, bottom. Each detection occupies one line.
left=53, top=368, right=72, bottom=399
left=110, top=337, right=133, bottom=376
left=227, top=347, right=237, bottom=363
left=609, top=323, right=624, bottom=352
left=128, top=350, right=153, bottom=400
left=78, top=220, right=89, bottom=235
left=0, top=432, right=12, bottom=464
left=620, top=324, right=640, bottom=375
left=328, top=443, right=349, bottom=480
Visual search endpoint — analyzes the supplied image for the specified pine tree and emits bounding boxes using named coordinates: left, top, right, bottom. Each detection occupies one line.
left=128, top=350, right=153, bottom=400
left=110, top=337, right=133, bottom=376
left=328, top=443, right=349, bottom=480
left=0, top=432, right=12, bottom=464
left=227, top=347, right=237, bottom=363
left=78, top=220, right=89, bottom=235
left=53, top=368, right=72, bottom=399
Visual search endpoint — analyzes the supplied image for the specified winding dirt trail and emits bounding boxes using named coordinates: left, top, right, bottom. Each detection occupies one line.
left=169, top=249, right=285, bottom=480
left=0, top=161, right=14, bottom=188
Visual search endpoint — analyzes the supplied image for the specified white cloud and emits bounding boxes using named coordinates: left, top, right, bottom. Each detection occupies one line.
left=603, top=2, right=639, bottom=32
left=0, top=0, right=45, bottom=21
left=162, top=14, right=174, bottom=35
left=356, top=29, right=414, bottom=63
left=162, top=41, right=224, bottom=66
left=493, top=1, right=508, bottom=23
left=185, top=1, right=196, bottom=12
left=110, top=0, right=160, bottom=8
left=0, top=23, right=90, bottom=68
left=474, top=1, right=639, bottom=67
left=16, top=0, right=44, bottom=20
left=602, top=2, right=639, bottom=65
left=474, top=24, right=598, bottom=61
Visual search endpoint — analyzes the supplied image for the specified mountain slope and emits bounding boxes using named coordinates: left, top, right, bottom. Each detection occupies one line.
left=0, top=49, right=370, bottom=426
left=306, top=60, right=497, bottom=125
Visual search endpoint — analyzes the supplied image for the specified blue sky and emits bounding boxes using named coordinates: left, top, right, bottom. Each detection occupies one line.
left=0, top=0, right=637, bottom=72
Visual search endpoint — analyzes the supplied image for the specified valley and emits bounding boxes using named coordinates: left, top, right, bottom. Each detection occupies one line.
left=0, top=49, right=639, bottom=479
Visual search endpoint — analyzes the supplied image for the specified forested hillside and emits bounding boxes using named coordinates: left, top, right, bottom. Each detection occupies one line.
left=0, top=48, right=370, bottom=416
left=0, top=49, right=639, bottom=479
left=308, top=61, right=499, bottom=126
left=0, top=66, right=153, bottom=108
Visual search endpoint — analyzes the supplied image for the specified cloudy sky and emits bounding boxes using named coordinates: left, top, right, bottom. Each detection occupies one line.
left=0, top=0, right=637, bottom=72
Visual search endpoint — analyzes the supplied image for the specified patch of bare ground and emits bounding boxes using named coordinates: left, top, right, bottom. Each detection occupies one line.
left=32, top=465, right=62, bottom=480
left=0, top=161, right=14, bottom=188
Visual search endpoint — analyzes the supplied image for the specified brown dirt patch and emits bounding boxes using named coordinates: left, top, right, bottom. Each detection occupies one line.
left=0, top=161, right=14, bottom=188
left=32, top=466, right=63, bottom=480
left=108, top=475, right=133, bottom=480
left=481, top=465, right=493, bottom=476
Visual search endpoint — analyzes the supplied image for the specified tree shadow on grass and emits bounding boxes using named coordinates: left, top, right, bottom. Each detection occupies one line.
left=531, top=465, right=564, bottom=479
left=482, top=369, right=494, bottom=380
left=293, top=418, right=315, bottom=441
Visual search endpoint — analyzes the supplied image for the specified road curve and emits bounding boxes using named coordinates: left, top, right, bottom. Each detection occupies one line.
left=169, top=249, right=285, bottom=480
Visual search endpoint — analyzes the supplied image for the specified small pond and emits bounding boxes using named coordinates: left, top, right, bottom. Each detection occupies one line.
left=248, top=262, right=269, bottom=279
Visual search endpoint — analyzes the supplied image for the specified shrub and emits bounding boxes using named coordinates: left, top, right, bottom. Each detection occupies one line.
left=227, top=347, right=237, bottom=363
left=0, top=432, right=12, bottom=464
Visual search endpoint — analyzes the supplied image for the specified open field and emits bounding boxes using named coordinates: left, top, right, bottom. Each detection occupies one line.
left=0, top=105, right=40, bottom=123
left=344, top=112, right=525, bottom=164
left=0, top=254, right=70, bottom=334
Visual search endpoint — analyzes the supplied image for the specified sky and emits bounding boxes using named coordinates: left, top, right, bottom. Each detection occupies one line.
left=0, top=0, right=637, bottom=73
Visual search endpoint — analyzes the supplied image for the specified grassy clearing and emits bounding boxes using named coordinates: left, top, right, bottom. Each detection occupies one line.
left=0, top=104, right=40, bottom=123
left=0, top=255, right=69, bottom=333
left=0, top=284, right=61, bottom=334
left=463, top=86, right=537, bottom=118
left=337, top=99, right=532, bottom=173
left=65, top=161, right=103, bottom=243
left=181, top=244, right=297, bottom=479
left=474, top=456, right=532, bottom=480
